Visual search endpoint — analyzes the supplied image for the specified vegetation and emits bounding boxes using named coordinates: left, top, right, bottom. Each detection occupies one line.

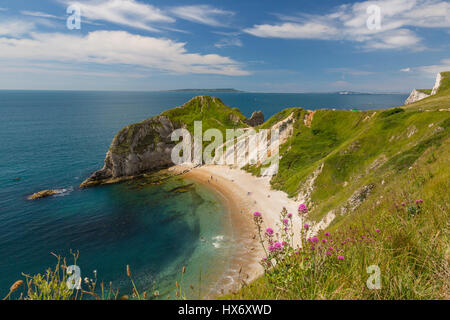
left=6, top=73, right=450, bottom=300
left=223, top=72, right=450, bottom=300
left=225, top=136, right=449, bottom=299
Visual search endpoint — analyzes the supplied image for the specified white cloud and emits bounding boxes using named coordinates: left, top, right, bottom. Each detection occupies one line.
left=400, top=67, right=411, bottom=72
left=244, top=0, right=450, bottom=50
left=63, top=0, right=174, bottom=32
left=0, top=20, right=35, bottom=37
left=0, top=8, right=8, bottom=11
left=244, top=22, right=338, bottom=39
left=215, top=37, right=243, bottom=48
left=0, top=30, right=249, bottom=76
left=416, top=58, right=450, bottom=76
left=171, top=5, right=234, bottom=27
left=20, top=11, right=64, bottom=20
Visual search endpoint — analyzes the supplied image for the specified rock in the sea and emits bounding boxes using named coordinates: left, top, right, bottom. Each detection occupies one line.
left=244, top=111, right=264, bottom=127
left=28, top=189, right=61, bottom=200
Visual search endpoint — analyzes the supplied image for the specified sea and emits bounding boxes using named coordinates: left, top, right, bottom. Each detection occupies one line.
left=0, top=90, right=408, bottom=298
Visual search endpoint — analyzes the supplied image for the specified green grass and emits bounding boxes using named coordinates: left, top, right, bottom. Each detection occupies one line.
left=224, top=137, right=449, bottom=299
left=6, top=73, right=450, bottom=300
left=223, top=72, right=450, bottom=300
left=416, top=89, right=432, bottom=95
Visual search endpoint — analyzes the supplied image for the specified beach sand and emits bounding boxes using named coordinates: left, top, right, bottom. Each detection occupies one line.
left=181, top=164, right=302, bottom=296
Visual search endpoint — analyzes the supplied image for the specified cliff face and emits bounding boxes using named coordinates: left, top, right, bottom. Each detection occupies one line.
left=81, top=96, right=249, bottom=187
left=405, top=72, right=446, bottom=105
left=405, top=89, right=430, bottom=105
left=81, top=116, right=179, bottom=187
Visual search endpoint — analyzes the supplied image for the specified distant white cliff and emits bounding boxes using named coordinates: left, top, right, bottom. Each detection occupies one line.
left=404, top=72, right=442, bottom=105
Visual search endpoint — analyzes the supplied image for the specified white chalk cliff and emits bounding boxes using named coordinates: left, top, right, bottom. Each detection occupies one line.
left=405, top=72, right=443, bottom=105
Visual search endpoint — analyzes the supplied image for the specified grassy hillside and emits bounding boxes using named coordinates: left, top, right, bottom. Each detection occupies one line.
left=162, top=95, right=248, bottom=135
left=5, top=75, right=449, bottom=300
left=225, top=73, right=450, bottom=300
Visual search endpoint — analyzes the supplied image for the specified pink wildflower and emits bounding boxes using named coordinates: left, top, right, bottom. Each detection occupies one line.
left=337, top=255, right=344, bottom=260
left=303, top=224, right=310, bottom=230
left=266, top=228, right=274, bottom=236
left=253, top=211, right=261, bottom=217
left=298, top=203, right=308, bottom=213
left=283, top=218, right=289, bottom=225
left=321, top=238, right=328, bottom=243
left=287, top=213, right=292, bottom=218
left=324, top=232, right=330, bottom=236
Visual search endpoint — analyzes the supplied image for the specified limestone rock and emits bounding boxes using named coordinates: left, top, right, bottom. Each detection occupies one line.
left=28, top=189, right=61, bottom=200
left=244, top=111, right=264, bottom=127
left=405, top=89, right=430, bottom=105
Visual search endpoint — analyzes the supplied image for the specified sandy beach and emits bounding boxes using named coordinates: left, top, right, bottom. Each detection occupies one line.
left=178, top=164, right=302, bottom=295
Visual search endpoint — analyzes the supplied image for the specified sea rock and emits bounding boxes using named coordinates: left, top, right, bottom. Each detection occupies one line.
left=244, top=111, right=264, bottom=127
left=28, top=189, right=61, bottom=200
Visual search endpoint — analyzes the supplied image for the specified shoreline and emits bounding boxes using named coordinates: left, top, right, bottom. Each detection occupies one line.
left=181, top=164, right=302, bottom=297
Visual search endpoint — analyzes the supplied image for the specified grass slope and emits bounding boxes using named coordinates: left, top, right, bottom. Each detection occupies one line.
left=224, top=73, right=450, bottom=300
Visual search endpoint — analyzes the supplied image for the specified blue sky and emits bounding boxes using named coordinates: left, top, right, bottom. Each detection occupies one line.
left=0, top=0, right=449, bottom=92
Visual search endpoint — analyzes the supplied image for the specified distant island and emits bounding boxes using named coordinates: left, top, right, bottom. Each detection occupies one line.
left=166, top=88, right=244, bottom=93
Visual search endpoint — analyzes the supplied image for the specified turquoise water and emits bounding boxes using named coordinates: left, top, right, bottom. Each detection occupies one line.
left=0, top=90, right=407, bottom=298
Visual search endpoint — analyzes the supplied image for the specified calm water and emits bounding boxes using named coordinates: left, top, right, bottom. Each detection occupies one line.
left=0, top=90, right=407, bottom=298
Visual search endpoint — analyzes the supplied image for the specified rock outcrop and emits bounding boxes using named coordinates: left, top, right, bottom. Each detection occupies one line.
left=81, top=116, right=180, bottom=188
left=405, top=72, right=445, bottom=105
left=244, top=111, right=264, bottom=127
left=81, top=96, right=249, bottom=188
left=431, top=72, right=443, bottom=95
left=28, top=189, right=62, bottom=200
left=405, top=89, right=430, bottom=105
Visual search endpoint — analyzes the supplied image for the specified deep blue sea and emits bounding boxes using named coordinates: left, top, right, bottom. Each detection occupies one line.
left=0, top=90, right=407, bottom=298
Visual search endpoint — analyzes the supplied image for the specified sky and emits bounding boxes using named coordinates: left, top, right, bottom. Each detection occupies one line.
left=0, top=0, right=449, bottom=92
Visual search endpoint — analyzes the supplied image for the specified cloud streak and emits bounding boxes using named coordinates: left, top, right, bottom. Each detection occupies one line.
left=63, top=0, right=174, bottom=32
left=0, top=30, right=249, bottom=76
left=171, top=5, right=234, bottom=27
left=244, top=0, right=450, bottom=50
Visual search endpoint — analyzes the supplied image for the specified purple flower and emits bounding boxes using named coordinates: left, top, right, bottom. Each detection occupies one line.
left=298, top=203, right=308, bottom=213
left=337, top=255, right=344, bottom=260
left=266, top=228, right=274, bottom=236
left=401, top=202, right=406, bottom=206
left=324, top=232, right=330, bottom=237
left=416, top=199, right=423, bottom=204
left=287, top=213, right=292, bottom=218
left=307, top=237, right=312, bottom=242
left=282, top=241, right=289, bottom=247
left=326, top=251, right=332, bottom=256
left=328, top=247, right=333, bottom=251
left=312, top=237, right=319, bottom=243
left=303, top=224, right=310, bottom=230
left=376, top=228, right=380, bottom=232
left=274, top=242, right=282, bottom=249
left=253, top=211, right=262, bottom=217
left=321, top=238, right=328, bottom=243
left=268, top=245, right=275, bottom=252
left=282, top=218, right=289, bottom=225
